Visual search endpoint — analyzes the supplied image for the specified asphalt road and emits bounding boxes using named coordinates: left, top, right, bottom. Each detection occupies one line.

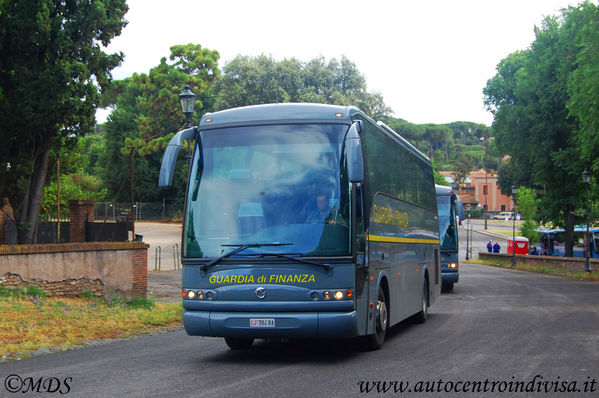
left=2, top=263, right=598, bottom=397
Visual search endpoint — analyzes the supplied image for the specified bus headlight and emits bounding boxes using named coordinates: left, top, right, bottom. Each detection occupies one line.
left=334, top=290, right=344, bottom=300
left=187, top=290, right=196, bottom=299
left=323, top=290, right=331, bottom=300
left=449, top=263, right=459, bottom=268
left=197, top=290, right=204, bottom=300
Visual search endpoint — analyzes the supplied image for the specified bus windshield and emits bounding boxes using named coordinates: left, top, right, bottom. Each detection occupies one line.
left=437, top=195, right=458, bottom=251
left=185, top=123, right=350, bottom=259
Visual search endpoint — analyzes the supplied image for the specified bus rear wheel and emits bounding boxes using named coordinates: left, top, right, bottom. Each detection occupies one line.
left=363, top=288, right=388, bottom=350
left=413, top=281, right=429, bottom=324
left=224, top=337, right=254, bottom=350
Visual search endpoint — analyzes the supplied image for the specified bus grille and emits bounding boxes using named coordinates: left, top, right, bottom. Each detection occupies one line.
left=434, top=248, right=439, bottom=285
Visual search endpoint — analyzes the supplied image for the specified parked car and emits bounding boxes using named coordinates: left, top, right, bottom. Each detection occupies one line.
left=493, top=211, right=514, bottom=220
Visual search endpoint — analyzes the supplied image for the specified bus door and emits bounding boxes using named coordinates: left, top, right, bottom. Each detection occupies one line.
left=350, top=169, right=369, bottom=336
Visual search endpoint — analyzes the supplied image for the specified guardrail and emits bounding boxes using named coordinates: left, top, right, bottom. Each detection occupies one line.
left=153, top=244, right=181, bottom=271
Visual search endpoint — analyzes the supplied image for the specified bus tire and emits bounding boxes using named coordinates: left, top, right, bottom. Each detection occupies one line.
left=442, top=282, right=454, bottom=292
left=224, top=337, right=254, bottom=350
left=363, top=288, right=388, bottom=350
left=413, top=280, right=429, bottom=324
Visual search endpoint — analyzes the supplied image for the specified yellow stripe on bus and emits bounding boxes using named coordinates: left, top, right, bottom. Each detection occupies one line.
left=367, top=234, right=440, bottom=245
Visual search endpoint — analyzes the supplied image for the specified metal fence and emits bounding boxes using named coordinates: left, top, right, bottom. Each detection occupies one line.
left=94, top=199, right=184, bottom=222
left=37, top=222, right=70, bottom=244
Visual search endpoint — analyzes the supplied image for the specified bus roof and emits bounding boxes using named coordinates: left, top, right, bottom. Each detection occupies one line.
left=435, top=184, right=454, bottom=196
left=537, top=227, right=599, bottom=233
left=200, top=103, right=358, bottom=129
left=198, top=103, right=431, bottom=165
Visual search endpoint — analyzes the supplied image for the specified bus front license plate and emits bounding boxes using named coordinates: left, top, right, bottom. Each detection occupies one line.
left=250, top=318, right=275, bottom=327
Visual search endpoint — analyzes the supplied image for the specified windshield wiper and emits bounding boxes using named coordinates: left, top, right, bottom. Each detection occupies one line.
left=201, top=243, right=292, bottom=271
left=256, top=252, right=332, bottom=273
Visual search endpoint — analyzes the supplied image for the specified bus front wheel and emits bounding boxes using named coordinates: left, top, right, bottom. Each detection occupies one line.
left=364, top=288, right=388, bottom=350
left=442, top=282, right=454, bottom=292
left=224, top=337, right=254, bottom=350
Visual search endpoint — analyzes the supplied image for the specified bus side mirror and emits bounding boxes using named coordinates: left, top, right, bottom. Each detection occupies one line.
left=159, top=127, right=196, bottom=187
left=346, top=121, right=364, bottom=184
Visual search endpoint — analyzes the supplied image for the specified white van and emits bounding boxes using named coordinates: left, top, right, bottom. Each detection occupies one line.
left=493, top=211, right=514, bottom=220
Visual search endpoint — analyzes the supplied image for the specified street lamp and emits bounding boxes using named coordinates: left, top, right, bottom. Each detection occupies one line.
left=465, top=204, right=471, bottom=260
left=511, top=185, right=518, bottom=267
left=179, top=85, right=197, bottom=168
left=583, top=169, right=591, bottom=272
left=480, top=136, right=491, bottom=230
left=179, top=84, right=196, bottom=128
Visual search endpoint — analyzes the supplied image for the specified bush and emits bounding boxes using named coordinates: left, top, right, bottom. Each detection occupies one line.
left=25, top=285, right=46, bottom=298
left=520, top=220, right=540, bottom=244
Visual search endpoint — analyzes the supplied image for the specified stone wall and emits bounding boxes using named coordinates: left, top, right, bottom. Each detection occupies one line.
left=478, top=252, right=599, bottom=272
left=0, top=242, right=148, bottom=298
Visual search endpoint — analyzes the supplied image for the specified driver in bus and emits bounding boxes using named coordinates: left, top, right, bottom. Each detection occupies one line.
left=305, top=192, right=346, bottom=226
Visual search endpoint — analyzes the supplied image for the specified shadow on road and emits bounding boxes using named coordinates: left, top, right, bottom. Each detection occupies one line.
left=200, top=315, right=427, bottom=364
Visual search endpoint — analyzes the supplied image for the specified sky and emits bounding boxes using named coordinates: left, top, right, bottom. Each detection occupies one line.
left=97, top=0, right=587, bottom=126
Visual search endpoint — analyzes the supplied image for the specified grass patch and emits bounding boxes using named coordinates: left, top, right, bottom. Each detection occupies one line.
left=0, top=294, right=182, bottom=357
left=467, top=258, right=599, bottom=281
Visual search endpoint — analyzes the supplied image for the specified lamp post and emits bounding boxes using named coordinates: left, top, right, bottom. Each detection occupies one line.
left=179, top=85, right=196, bottom=128
left=480, top=136, right=491, bottom=230
left=179, top=84, right=197, bottom=167
left=511, top=185, right=518, bottom=267
left=465, top=204, right=471, bottom=260
left=583, top=169, right=591, bottom=272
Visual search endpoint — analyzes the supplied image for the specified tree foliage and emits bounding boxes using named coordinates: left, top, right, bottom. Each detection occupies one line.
left=213, top=55, right=392, bottom=120
left=388, top=118, right=494, bottom=173
left=565, top=2, right=599, bottom=170
left=0, top=0, right=128, bottom=242
left=516, top=186, right=541, bottom=246
left=516, top=186, right=540, bottom=221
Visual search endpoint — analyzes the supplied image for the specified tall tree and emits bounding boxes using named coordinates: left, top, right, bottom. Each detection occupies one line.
left=99, top=44, right=220, bottom=203
left=0, top=0, right=128, bottom=242
left=484, top=13, right=586, bottom=256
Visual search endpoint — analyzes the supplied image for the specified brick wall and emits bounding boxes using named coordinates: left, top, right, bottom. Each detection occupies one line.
left=478, top=252, right=599, bottom=272
left=0, top=242, right=148, bottom=298
left=131, top=247, right=147, bottom=298
left=68, top=199, right=95, bottom=242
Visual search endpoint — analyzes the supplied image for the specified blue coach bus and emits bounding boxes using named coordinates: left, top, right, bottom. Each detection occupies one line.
left=537, top=227, right=599, bottom=258
left=436, top=185, right=463, bottom=292
left=159, top=103, right=440, bottom=350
